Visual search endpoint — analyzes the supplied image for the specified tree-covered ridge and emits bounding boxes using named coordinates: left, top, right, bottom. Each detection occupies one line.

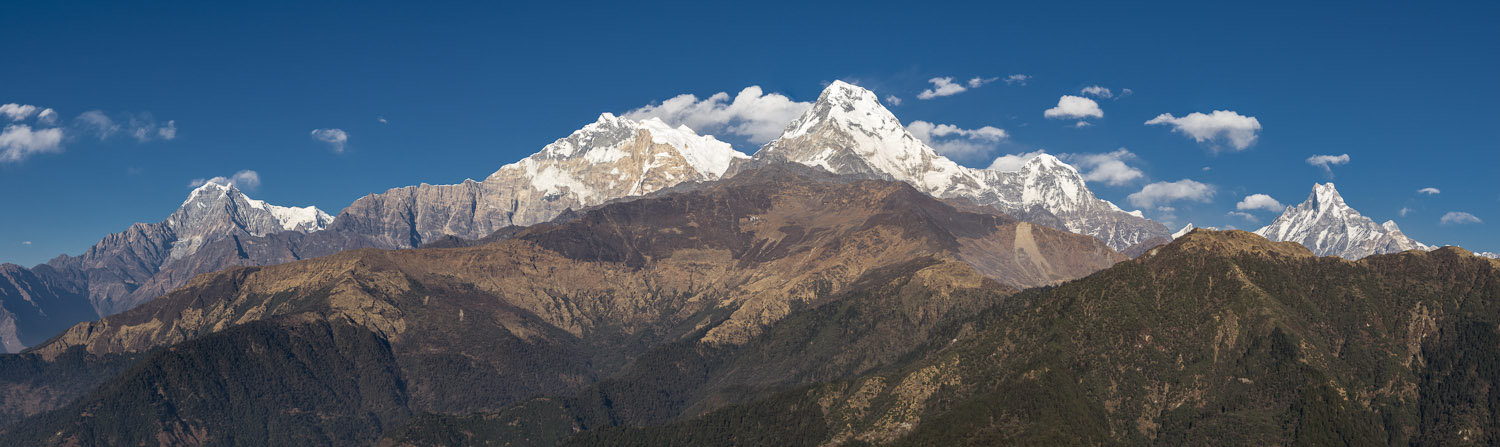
left=391, top=230, right=1500, bottom=446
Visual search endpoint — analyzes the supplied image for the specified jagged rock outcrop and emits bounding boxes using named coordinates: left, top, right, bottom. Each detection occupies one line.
left=751, top=80, right=1171, bottom=253
left=1253, top=183, right=1430, bottom=259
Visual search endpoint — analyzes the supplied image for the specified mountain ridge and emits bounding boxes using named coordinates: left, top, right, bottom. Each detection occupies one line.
left=751, top=81, right=1172, bottom=254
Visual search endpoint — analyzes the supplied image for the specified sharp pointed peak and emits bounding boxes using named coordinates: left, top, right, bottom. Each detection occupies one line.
left=814, top=80, right=881, bottom=107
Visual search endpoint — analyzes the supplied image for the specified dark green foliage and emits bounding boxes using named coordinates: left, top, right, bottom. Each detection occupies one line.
left=558, top=388, right=828, bottom=447
left=443, top=240, right=1500, bottom=446
left=0, top=347, right=139, bottom=428
left=383, top=258, right=1015, bottom=446
left=0, top=319, right=411, bottom=446
left=1415, top=321, right=1500, bottom=445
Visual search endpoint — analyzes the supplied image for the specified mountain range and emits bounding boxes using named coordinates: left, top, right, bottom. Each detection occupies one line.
left=2, top=82, right=1487, bottom=354
left=2, top=163, right=1124, bottom=443
left=0, top=81, right=1166, bottom=353
left=0, top=80, right=1497, bottom=445
left=0, top=182, right=332, bottom=352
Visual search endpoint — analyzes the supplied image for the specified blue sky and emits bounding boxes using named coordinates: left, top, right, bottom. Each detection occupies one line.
left=2, top=0, right=1497, bottom=265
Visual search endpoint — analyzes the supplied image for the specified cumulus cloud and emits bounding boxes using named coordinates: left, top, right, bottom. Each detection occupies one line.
left=987, top=150, right=1048, bottom=172
left=1075, top=121, right=1092, bottom=128
left=1043, top=95, right=1103, bottom=120
left=21, top=241, right=30, bottom=246
left=377, top=116, right=389, bottom=124
left=1306, top=153, right=1350, bottom=175
left=0, top=124, right=65, bottom=163
left=908, top=120, right=1008, bottom=159
left=1399, top=207, right=1414, bottom=217
left=1227, top=211, right=1259, bottom=223
left=189, top=170, right=262, bottom=191
left=311, top=128, right=349, bottom=153
left=1236, top=194, right=1285, bottom=212
left=36, top=108, right=57, bottom=125
left=1004, top=74, right=1031, bottom=85
left=1440, top=211, right=1481, bottom=225
left=884, top=95, right=902, bottom=106
left=623, top=85, right=810, bottom=144
left=0, top=104, right=39, bottom=121
left=917, top=77, right=968, bottom=99
left=1127, top=179, right=1215, bottom=208
left=1417, top=187, right=1440, bottom=195
left=1062, top=149, right=1143, bottom=186
left=1145, top=110, right=1262, bottom=151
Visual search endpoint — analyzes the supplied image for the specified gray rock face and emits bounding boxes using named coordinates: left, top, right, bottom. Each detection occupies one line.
left=329, top=113, right=748, bottom=247
left=1253, top=183, right=1430, bottom=259
left=752, top=80, right=1170, bottom=253
left=0, top=183, right=331, bottom=352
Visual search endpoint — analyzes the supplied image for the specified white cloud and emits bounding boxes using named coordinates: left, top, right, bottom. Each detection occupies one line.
left=189, top=170, right=261, bottom=191
left=1003, top=74, right=1031, bottom=85
left=1306, top=153, right=1350, bottom=175
left=311, top=128, right=349, bottom=153
left=1062, top=149, right=1143, bottom=186
left=76, top=110, right=176, bottom=142
left=967, top=76, right=998, bottom=88
left=917, top=77, right=968, bottom=99
left=1043, top=95, right=1103, bottom=120
left=987, top=150, right=1048, bottom=172
left=884, top=95, right=902, bottom=106
left=377, top=116, right=389, bottom=124
left=0, top=124, right=65, bottom=163
left=1127, top=179, right=1215, bottom=208
left=1227, top=211, right=1259, bottom=223
left=1236, top=193, right=1284, bottom=212
left=1075, top=121, right=1092, bottom=128
left=78, top=110, right=119, bottom=138
left=1399, top=207, right=1414, bottom=217
left=908, top=120, right=1008, bottom=159
left=0, top=104, right=39, bottom=121
left=1145, top=110, right=1262, bottom=151
left=21, top=241, right=30, bottom=246
left=1080, top=85, right=1112, bottom=98
left=1440, top=211, right=1481, bottom=225
left=156, top=120, right=177, bottom=140
left=36, top=108, right=57, bottom=125
left=623, top=85, right=810, bottom=144
left=1417, top=187, right=1440, bottom=195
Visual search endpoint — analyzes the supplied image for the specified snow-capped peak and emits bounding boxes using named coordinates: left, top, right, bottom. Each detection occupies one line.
left=754, top=80, right=1171, bottom=253
left=1253, top=183, right=1429, bottom=259
left=759, top=80, right=977, bottom=196
left=517, top=113, right=746, bottom=179
left=174, top=181, right=333, bottom=235
left=1173, top=224, right=1196, bottom=239
left=1311, top=182, right=1349, bottom=210
left=635, top=116, right=748, bottom=178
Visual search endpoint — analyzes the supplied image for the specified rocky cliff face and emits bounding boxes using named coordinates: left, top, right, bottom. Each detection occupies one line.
left=752, top=81, right=1171, bottom=253
left=329, top=113, right=748, bottom=248
left=0, top=183, right=331, bottom=352
left=1253, top=183, right=1430, bottom=259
